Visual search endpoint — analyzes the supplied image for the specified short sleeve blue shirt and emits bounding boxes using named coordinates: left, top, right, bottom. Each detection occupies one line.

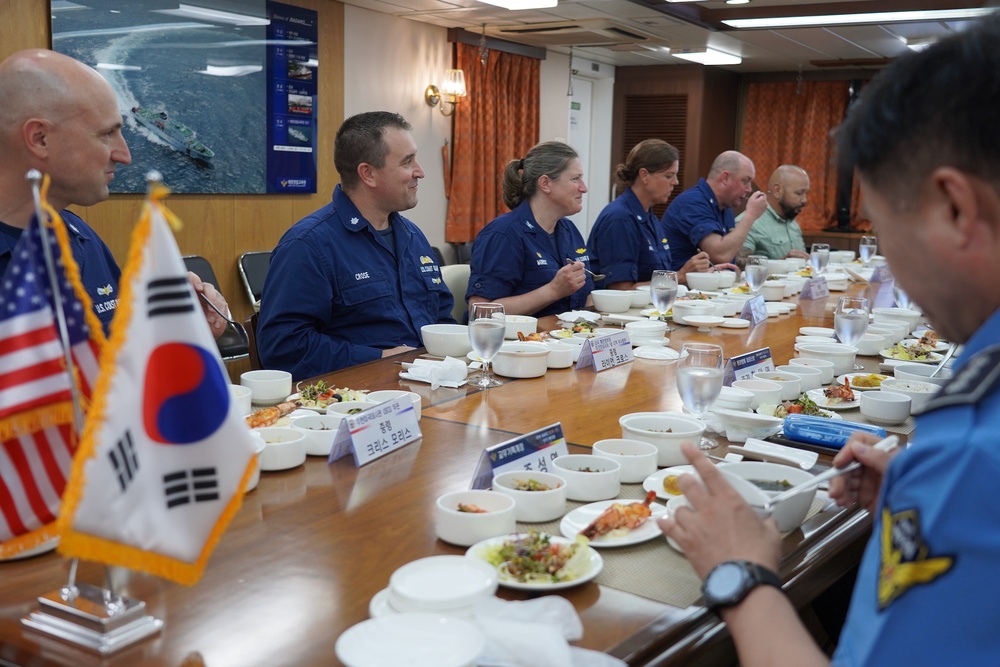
left=257, top=185, right=455, bottom=380
left=466, top=200, right=593, bottom=318
left=662, top=178, right=735, bottom=270
left=832, top=308, right=1000, bottom=666
left=586, top=188, right=673, bottom=288
left=0, top=211, right=121, bottom=334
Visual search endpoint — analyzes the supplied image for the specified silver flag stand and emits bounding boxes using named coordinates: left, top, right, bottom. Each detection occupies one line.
left=18, top=171, right=163, bottom=655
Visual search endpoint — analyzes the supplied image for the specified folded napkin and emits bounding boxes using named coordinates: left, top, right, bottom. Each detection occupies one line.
left=400, top=356, right=468, bottom=389
left=473, top=597, right=626, bottom=667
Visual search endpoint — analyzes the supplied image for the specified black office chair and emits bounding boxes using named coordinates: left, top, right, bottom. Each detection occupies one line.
left=238, top=250, right=271, bottom=305
left=244, top=312, right=262, bottom=370
left=182, top=255, right=250, bottom=363
left=431, top=246, right=446, bottom=267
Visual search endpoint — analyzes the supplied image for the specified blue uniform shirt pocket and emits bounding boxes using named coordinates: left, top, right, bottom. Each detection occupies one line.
left=337, top=271, right=392, bottom=306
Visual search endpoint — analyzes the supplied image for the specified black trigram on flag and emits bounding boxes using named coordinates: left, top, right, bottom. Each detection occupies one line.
left=163, top=468, right=220, bottom=509
left=147, top=276, right=195, bottom=318
left=109, top=430, right=139, bottom=492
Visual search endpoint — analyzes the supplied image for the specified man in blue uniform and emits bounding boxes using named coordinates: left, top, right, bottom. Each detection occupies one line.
left=0, top=49, right=228, bottom=336
left=662, top=151, right=767, bottom=269
left=258, top=112, right=454, bottom=379
left=657, top=15, right=1000, bottom=666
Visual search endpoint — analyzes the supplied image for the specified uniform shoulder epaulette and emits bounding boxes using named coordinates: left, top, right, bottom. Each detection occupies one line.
left=921, top=343, right=1000, bottom=413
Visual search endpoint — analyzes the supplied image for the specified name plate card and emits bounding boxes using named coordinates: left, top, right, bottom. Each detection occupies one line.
left=739, top=295, right=769, bottom=326
left=328, top=398, right=421, bottom=467
left=723, top=347, right=775, bottom=385
left=870, top=265, right=892, bottom=284
left=471, top=423, right=569, bottom=489
left=799, top=277, right=829, bottom=300
left=575, top=331, right=634, bottom=372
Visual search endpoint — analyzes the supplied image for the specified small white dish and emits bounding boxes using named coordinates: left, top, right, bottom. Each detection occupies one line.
left=836, top=372, right=890, bottom=391
left=805, top=388, right=861, bottom=411
left=634, top=346, right=680, bottom=361
left=559, top=499, right=667, bottom=547
left=799, top=326, right=836, bottom=338
left=720, top=318, right=750, bottom=329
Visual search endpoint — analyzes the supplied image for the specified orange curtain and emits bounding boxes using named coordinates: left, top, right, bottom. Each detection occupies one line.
left=740, top=80, right=850, bottom=231
left=445, top=42, right=540, bottom=243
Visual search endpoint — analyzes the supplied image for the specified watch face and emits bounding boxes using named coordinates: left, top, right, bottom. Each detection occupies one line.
left=705, top=561, right=746, bottom=601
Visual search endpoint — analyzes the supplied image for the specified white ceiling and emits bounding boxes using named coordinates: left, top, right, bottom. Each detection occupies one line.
left=336, top=0, right=989, bottom=72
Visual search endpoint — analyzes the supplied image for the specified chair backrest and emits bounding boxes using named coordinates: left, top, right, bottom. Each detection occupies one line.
left=182, top=254, right=249, bottom=363
left=238, top=251, right=271, bottom=305
left=244, top=312, right=262, bottom=370
left=440, top=264, right=471, bottom=324
left=431, top=246, right=446, bottom=267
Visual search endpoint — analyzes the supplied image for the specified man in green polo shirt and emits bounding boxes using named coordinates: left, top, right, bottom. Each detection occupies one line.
left=737, top=165, right=811, bottom=262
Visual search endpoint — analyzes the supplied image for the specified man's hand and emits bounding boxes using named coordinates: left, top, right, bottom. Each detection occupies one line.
left=187, top=272, right=229, bottom=339
left=786, top=249, right=810, bottom=260
left=550, top=261, right=587, bottom=298
left=828, top=434, right=900, bottom=513
left=743, top=191, right=768, bottom=220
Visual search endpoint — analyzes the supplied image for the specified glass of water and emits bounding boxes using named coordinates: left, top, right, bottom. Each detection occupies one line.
left=859, top=236, right=878, bottom=267
left=650, top=270, right=678, bottom=331
left=834, top=295, right=869, bottom=370
left=744, top=255, right=768, bottom=296
left=468, top=302, right=506, bottom=388
left=676, top=342, right=725, bottom=450
left=810, top=243, right=830, bottom=277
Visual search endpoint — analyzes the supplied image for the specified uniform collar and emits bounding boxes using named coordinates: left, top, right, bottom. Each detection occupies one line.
left=622, top=187, right=649, bottom=221
left=0, top=214, right=86, bottom=258
left=332, top=184, right=410, bottom=240
left=513, top=199, right=548, bottom=235
left=696, top=178, right=726, bottom=211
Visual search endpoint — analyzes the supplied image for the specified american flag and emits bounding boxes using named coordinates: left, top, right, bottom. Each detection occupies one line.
left=0, top=211, right=102, bottom=558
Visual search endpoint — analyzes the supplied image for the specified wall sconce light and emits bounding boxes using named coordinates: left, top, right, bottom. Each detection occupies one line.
left=425, top=69, right=467, bottom=117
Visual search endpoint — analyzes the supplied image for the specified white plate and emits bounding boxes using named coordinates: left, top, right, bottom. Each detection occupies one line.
left=799, top=326, right=835, bottom=338
left=368, top=588, right=396, bottom=618
left=465, top=534, right=603, bottom=590
left=336, top=613, right=484, bottom=667
left=720, top=318, right=750, bottom=329
left=879, top=348, right=944, bottom=364
left=643, top=465, right=698, bottom=501
left=836, top=373, right=890, bottom=390
left=728, top=438, right=819, bottom=470
left=805, top=388, right=861, bottom=410
left=634, top=346, right=679, bottom=361
left=548, top=329, right=575, bottom=339
left=559, top=499, right=666, bottom=547
left=898, top=338, right=950, bottom=353
left=602, top=314, right=645, bottom=325
left=639, top=308, right=670, bottom=319
left=756, top=404, right=841, bottom=420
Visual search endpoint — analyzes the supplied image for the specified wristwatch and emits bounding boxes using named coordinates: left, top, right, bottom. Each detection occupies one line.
left=702, top=560, right=781, bottom=612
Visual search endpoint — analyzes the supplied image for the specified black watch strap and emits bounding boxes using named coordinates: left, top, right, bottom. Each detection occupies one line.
left=702, top=560, right=782, bottom=612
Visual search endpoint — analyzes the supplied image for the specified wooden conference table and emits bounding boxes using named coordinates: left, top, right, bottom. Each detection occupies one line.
left=0, top=283, right=886, bottom=667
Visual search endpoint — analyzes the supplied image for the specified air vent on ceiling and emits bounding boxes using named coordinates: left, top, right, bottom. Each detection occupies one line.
left=490, top=19, right=660, bottom=48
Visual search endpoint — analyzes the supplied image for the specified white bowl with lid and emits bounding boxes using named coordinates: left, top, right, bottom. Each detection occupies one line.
left=388, top=555, right=498, bottom=614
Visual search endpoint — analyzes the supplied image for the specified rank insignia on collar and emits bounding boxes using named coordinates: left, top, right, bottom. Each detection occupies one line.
left=878, top=507, right=954, bottom=610
left=350, top=217, right=360, bottom=225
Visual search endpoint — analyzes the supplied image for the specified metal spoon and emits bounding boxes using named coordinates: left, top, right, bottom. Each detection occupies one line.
left=930, top=343, right=956, bottom=377
left=197, top=291, right=250, bottom=346
left=565, top=258, right=606, bottom=282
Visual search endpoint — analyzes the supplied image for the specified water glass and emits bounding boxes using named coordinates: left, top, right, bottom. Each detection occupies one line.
left=650, top=270, right=678, bottom=331
left=744, top=255, right=768, bottom=295
left=810, top=243, right=830, bottom=277
left=834, top=296, right=869, bottom=369
left=468, top=302, right=505, bottom=388
left=676, top=343, right=725, bottom=450
left=859, top=236, right=878, bottom=266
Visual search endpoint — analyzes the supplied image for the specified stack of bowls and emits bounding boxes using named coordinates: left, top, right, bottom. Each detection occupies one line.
left=710, top=385, right=755, bottom=412
left=384, top=555, right=498, bottom=618
left=625, top=320, right=668, bottom=346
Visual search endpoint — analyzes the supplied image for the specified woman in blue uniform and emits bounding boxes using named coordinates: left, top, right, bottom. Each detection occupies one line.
left=466, top=141, right=593, bottom=317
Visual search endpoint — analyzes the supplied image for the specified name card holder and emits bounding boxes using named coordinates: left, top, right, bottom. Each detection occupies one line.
left=739, top=295, right=769, bottom=326
left=867, top=265, right=896, bottom=308
left=471, top=423, right=569, bottom=489
left=575, top=330, right=634, bottom=371
left=328, top=398, right=421, bottom=467
left=799, top=277, right=829, bottom=300
left=723, top=346, right=775, bottom=385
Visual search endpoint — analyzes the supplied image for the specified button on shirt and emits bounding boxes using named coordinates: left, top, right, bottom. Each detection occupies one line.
left=662, top=178, right=735, bottom=271
left=467, top=200, right=593, bottom=318
left=738, top=205, right=806, bottom=259
left=257, top=185, right=455, bottom=380
left=587, top=188, right=673, bottom=288
left=0, top=211, right=121, bottom=334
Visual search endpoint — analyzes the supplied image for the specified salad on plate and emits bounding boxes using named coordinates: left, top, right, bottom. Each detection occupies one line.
left=469, top=531, right=595, bottom=586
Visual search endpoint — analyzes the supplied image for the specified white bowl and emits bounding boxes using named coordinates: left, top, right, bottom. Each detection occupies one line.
left=491, top=470, right=567, bottom=522
left=685, top=272, right=721, bottom=291
left=715, top=271, right=737, bottom=289
left=241, top=370, right=293, bottom=406
left=590, top=289, right=633, bottom=313
left=367, top=390, right=423, bottom=420
left=752, top=371, right=801, bottom=401
left=893, top=362, right=953, bottom=387
left=664, top=474, right=769, bottom=550
left=591, top=438, right=659, bottom=483
left=709, top=408, right=784, bottom=443
left=434, top=490, right=516, bottom=547
left=388, top=555, right=498, bottom=614
left=796, top=335, right=838, bottom=346
left=787, top=257, right=807, bottom=271
left=766, top=259, right=793, bottom=275
left=544, top=341, right=575, bottom=368
left=619, top=412, right=706, bottom=467
left=717, top=461, right=817, bottom=532
left=229, top=383, right=253, bottom=416
left=672, top=300, right=716, bottom=326
left=244, top=431, right=265, bottom=492
left=868, top=324, right=907, bottom=345
left=854, top=333, right=887, bottom=357
left=860, top=390, right=911, bottom=425
left=872, top=307, right=921, bottom=333
left=291, top=414, right=343, bottom=456
left=760, top=281, right=787, bottom=302
left=327, top=400, right=382, bottom=421
left=550, top=338, right=584, bottom=362
left=421, top=323, right=473, bottom=357
left=788, top=357, right=836, bottom=384
left=256, top=426, right=307, bottom=471
left=625, top=320, right=668, bottom=345
left=775, top=364, right=822, bottom=392
left=731, top=379, right=783, bottom=410
left=504, top=315, right=538, bottom=340
left=628, top=289, right=650, bottom=307
left=551, top=454, right=621, bottom=501
left=492, top=342, right=549, bottom=378
left=831, top=250, right=856, bottom=263
left=796, top=343, right=859, bottom=376
left=879, top=377, right=941, bottom=414
left=709, top=385, right=755, bottom=412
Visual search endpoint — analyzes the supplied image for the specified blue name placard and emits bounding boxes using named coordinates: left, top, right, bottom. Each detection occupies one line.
left=723, top=346, right=775, bottom=385
left=471, top=423, right=569, bottom=489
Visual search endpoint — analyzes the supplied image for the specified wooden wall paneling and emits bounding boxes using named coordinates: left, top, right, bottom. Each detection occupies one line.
left=0, top=0, right=50, bottom=54
left=699, top=68, right=741, bottom=176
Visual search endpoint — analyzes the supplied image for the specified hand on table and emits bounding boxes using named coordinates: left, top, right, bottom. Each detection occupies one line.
left=786, top=249, right=810, bottom=260
left=828, top=433, right=900, bottom=513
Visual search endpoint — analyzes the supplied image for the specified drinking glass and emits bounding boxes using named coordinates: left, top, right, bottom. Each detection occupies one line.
left=676, top=343, right=725, bottom=450
left=810, top=243, right=830, bottom=277
left=650, top=270, right=678, bottom=331
left=859, top=236, right=878, bottom=267
left=468, top=302, right=505, bottom=388
left=893, top=284, right=914, bottom=310
left=834, top=295, right=869, bottom=370
left=744, top=255, right=768, bottom=296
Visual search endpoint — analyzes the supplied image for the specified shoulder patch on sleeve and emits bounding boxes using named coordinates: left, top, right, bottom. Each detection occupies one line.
left=920, top=343, right=1000, bottom=413
left=878, top=507, right=954, bottom=610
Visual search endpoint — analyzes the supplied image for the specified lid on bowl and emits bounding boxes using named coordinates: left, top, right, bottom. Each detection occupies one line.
left=389, top=556, right=498, bottom=611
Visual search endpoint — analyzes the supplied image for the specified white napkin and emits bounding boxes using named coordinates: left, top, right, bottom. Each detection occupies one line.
left=557, top=310, right=601, bottom=324
left=473, top=597, right=626, bottom=667
left=400, top=356, right=468, bottom=389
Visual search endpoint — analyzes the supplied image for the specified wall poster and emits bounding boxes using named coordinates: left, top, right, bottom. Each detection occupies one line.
left=51, top=0, right=318, bottom=195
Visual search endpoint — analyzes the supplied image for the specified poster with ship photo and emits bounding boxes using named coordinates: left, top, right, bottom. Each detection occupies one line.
left=51, top=0, right=317, bottom=195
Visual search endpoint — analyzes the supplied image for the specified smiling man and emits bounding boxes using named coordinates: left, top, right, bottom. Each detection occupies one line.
left=258, top=111, right=454, bottom=379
